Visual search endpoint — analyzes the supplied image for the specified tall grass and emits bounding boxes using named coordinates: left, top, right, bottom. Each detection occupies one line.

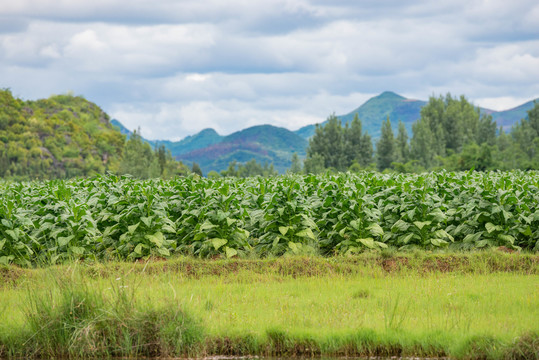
left=0, top=255, right=538, bottom=358
left=1, top=272, right=203, bottom=358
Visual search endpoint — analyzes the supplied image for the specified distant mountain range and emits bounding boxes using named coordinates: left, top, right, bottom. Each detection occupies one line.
left=112, top=91, right=538, bottom=174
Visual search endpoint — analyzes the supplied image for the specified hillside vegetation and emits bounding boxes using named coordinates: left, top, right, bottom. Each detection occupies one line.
left=0, top=89, right=124, bottom=179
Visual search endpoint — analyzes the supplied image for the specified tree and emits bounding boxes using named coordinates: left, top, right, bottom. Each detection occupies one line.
left=305, top=113, right=373, bottom=172
left=303, top=153, right=325, bottom=174
left=344, top=114, right=373, bottom=167
left=220, top=159, right=277, bottom=177
left=375, top=117, right=395, bottom=171
left=191, top=162, right=203, bottom=176
left=395, top=120, right=410, bottom=164
left=289, top=152, right=303, bottom=173
left=307, top=115, right=346, bottom=171
left=119, top=129, right=160, bottom=179
left=510, top=101, right=539, bottom=168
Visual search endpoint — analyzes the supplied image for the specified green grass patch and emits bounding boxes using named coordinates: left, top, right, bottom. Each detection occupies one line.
left=0, top=254, right=538, bottom=359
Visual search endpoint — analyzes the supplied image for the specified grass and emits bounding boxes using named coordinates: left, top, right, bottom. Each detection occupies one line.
left=0, top=252, right=538, bottom=359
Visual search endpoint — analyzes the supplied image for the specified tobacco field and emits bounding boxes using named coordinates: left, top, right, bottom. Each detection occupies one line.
left=1, top=171, right=539, bottom=266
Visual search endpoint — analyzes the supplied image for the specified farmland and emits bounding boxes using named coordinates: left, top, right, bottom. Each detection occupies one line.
left=1, top=171, right=539, bottom=266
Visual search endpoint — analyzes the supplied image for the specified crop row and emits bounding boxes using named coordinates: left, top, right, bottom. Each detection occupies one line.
left=1, top=171, right=539, bottom=265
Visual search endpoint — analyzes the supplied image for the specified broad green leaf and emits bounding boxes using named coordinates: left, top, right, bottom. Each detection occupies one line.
left=141, top=216, right=153, bottom=227
left=158, top=248, right=170, bottom=256
left=5, top=230, right=18, bottom=241
left=433, top=229, right=454, bottom=242
left=128, top=223, right=140, bottom=234
left=430, top=238, right=448, bottom=247
left=428, top=208, right=447, bottom=222
left=475, top=239, right=488, bottom=248
left=400, top=233, right=414, bottom=244
left=367, top=223, right=384, bottom=237
left=357, top=238, right=375, bottom=249
left=463, top=232, right=482, bottom=243
left=211, top=238, right=227, bottom=250
left=413, top=221, right=431, bottom=230
left=225, top=246, right=238, bottom=258
left=134, top=243, right=144, bottom=255
left=301, top=215, right=318, bottom=230
left=58, top=235, right=74, bottom=247
left=162, top=224, right=176, bottom=233
left=0, top=255, right=14, bottom=265
left=146, top=232, right=165, bottom=248
left=485, top=222, right=502, bottom=234
left=1, top=219, right=12, bottom=228
left=279, top=226, right=290, bottom=236
left=375, top=241, right=388, bottom=249
left=288, top=242, right=300, bottom=254
left=70, top=246, right=85, bottom=255
left=200, top=221, right=217, bottom=232
left=502, top=210, right=512, bottom=221
left=498, top=234, right=515, bottom=245
left=296, top=228, right=315, bottom=240
left=391, top=220, right=410, bottom=233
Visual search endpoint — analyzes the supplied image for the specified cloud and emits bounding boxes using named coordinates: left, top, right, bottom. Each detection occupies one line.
left=1, top=0, right=538, bottom=140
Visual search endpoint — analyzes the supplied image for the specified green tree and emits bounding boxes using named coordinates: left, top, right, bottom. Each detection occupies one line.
left=289, top=152, right=303, bottom=173
left=221, top=160, right=239, bottom=177
left=376, top=117, right=395, bottom=171
left=343, top=114, right=373, bottom=167
left=119, top=129, right=160, bottom=179
left=191, top=162, right=203, bottom=176
left=303, top=153, right=325, bottom=174
left=307, top=115, right=345, bottom=171
left=395, top=120, right=410, bottom=164
left=220, top=159, right=277, bottom=177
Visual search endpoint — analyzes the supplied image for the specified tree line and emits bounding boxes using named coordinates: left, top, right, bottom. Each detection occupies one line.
left=293, top=94, right=539, bottom=174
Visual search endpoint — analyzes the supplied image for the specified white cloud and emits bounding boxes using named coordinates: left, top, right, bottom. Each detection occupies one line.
left=1, top=0, right=538, bottom=140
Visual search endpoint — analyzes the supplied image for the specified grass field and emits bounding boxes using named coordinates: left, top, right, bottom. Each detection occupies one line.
left=1, top=252, right=538, bottom=359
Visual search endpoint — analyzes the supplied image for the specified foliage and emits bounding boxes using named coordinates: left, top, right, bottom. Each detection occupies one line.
left=306, top=114, right=372, bottom=172
left=410, top=94, right=496, bottom=169
left=1, top=171, right=538, bottom=266
left=376, top=117, right=395, bottom=171
left=288, top=152, right=302, bottom=174
left=0, top=89, right=124, bottom=180
left=191, top=162, right=203, bottom=177
left=220, top=159, right=277, bottom=178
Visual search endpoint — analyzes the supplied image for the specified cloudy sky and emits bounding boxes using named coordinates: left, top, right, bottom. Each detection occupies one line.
left=1, top=0, right=539, bottom=140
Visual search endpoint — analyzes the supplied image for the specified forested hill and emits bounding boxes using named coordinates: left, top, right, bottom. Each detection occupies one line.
left=177, top=125, right=308, bottom=173
left=294, top=91, right=538, bottom=139
left=0, top=89, right=124, bottom=179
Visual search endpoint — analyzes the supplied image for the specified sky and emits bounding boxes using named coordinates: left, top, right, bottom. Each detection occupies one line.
left=1, top=0, right=539, bottom=141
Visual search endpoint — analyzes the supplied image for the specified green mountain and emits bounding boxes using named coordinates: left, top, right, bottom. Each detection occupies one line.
left=112, top=91, right=539, bottom=174
left=177, top=125, right=308, bottom=174
left=295, top=91, right=538, bottom=139
left=295, top=91, right=426, bottom=139
left=487, top=100, right=538, bottom=130
left=0, top=90, right=124, bottom=179
left=111, top=120, right=223, bottom=155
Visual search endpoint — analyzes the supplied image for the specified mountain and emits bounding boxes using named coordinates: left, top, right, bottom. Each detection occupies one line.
left=295, top=91, right=426, bottom=139
left=487, top=100, right=538, bottom=130
left=294, top=91, right=538, bottom=139
left=177, top=125, right=308, bottom=174
left=0, top=90, right=124, bottom=179
left=112, top=91, right=538, bottom=174
left=111, top=120, right=223, bottom=156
